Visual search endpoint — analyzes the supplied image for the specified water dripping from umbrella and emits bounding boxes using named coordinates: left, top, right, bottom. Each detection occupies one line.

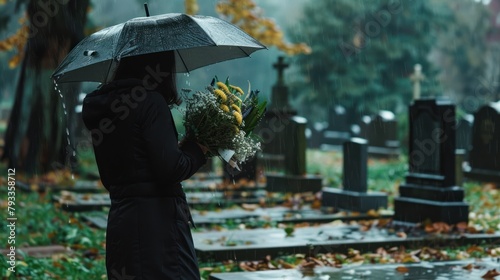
left=53, top=79, right=76, bottom=180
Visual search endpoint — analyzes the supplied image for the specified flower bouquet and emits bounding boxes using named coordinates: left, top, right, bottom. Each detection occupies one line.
left=182, top=77, right=267, bottom=169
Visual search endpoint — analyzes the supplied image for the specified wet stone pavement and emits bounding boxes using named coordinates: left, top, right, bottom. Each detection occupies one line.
left=210, top=259, right=500, bottom=280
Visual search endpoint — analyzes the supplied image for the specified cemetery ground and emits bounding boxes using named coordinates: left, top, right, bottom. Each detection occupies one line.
left=1, top=150, right=500, bottom=279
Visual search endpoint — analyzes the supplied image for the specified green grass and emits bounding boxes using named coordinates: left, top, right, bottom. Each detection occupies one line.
left=0, top=192, right=106, bottom=279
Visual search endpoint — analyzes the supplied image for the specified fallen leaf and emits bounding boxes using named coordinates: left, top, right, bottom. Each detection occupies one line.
left=241, top=203, right=259, bottom=211
left=300, top=261, right=316, bottom=268
left=425, top=224, right=435, bottom=233
left=396, top=266, right=409, bottom=273
left=482, top=269, right=500, bottom=279
left=467, top=226, right=479, bottom=234
left=396, top=232, right=407, bottom=238
left=367, top=209, right=379, bottom=217
left=466, top=245, right=484, bottom=254
left=456, top=222, right=468, bottom=231
left=278, top=259, right=295, bottom=269
left=463, top=263, right=474, bottom=271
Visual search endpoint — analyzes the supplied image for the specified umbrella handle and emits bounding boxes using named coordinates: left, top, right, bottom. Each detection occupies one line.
left=144, top=3, right=150, bottom=17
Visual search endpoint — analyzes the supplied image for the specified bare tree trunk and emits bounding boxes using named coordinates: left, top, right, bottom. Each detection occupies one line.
left=2, top=0, right=89, bottom=175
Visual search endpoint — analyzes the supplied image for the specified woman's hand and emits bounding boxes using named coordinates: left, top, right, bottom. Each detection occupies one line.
left=179, top=137, right=209, bottom=155
left=196, top=143, right=210, bottom=154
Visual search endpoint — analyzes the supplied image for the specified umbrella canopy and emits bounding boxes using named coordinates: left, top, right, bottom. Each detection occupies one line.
left=52, top=13, right=266, bottom=83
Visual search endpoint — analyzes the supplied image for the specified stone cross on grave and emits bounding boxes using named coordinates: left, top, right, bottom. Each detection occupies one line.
left=270, top=56, right=293, bottom=111
left=273, top=56, right=289, bottom=86
left=410, top=64, right=425, bottom=100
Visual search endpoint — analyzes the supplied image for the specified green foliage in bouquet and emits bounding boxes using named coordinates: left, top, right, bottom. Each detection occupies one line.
left=212, top=76, right=267, bottom=136
left=182, top=76, right=267, bottom=163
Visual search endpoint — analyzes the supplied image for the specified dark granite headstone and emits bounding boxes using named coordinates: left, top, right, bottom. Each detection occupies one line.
left=306, top=122, right=327, bottom=149
left=358, top=110, right=400, bottom=158
left=257, top=57, right=322, bottom=193
left=322, top=138, right=387, bottom=212
left=265, top=116, right=323, bottom=193
left=344, top=138, right=368, bottom=193
left=394, top=98, right=469, bottom=224
left=464, top=102, right=500, bottom=182
left=456, top=114, right=473, bottom=159
left=328, top=105, right=349, bottom=132
left=357, top=115, right=371, bottom=140
left=259, top=56, right=296, bottom=159
left=321, top=105, right=351, bottom=147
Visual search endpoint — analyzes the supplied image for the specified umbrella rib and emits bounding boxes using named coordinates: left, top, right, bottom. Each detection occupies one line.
left=104, top=59, right=117, bottom=83
left=238, top=46, right=250, bottom=57
left=176, top=49, right=190, bottom=74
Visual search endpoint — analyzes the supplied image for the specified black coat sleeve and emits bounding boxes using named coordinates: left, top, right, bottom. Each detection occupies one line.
left=141, top=92, right=206, bottom=185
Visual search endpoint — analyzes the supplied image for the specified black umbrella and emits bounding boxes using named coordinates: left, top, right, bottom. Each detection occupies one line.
left=52, top=12, right=266, bottom=83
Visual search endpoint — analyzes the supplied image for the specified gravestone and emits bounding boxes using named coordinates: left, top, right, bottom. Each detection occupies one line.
left=321, top=105, right=351, bottom=148
left=456, top=114, right=474, bottom=160
left=259, top=56, right=322, bottom=193
left=265, top=116, right=323, bottom=193
left=358, top=110, right=400, bottom=158
left=394, top=98, right=469, bottom=224
left=328, top=105, right=350, bottom=131
left=322, top=138, right=387, bottom=212
left=464, top=102, right=500, bottom=182
left=306, top=121, right=327, bottom=149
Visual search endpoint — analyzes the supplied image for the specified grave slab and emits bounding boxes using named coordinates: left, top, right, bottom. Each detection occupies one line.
left=193, top=224, right=500, bottom=262
left=265, top=174, right=323, bottom=193
left=54, top=190, right=282, bottom=211
left=182, top=178, right=264, bottom=192
left=81, top=207, right=394, bottom=229
left=322, top=188, right=388, bottom=213
left=18, top=180, right=103, bottom=193
left=209, top=259, right=500, bottom=280
left=82, top=211, right=108, bottom=229
left=52, top=192, right=110, bottom=212
left=0, top=245, right=70, bottom=258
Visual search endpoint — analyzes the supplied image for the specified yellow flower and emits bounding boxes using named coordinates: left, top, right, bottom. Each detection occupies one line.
left=220, top=104, right=230, bottom=112
left=213, top=89, right=227, bottom=102
left=233, top=111, right=243, bottom=125
left=231, top=104, right=241, bottom=113
left=217, top=82, right=231, bottom=95
left=230, top=85, right=244, bottom=95
left=233, top=125, right=240, bottom=134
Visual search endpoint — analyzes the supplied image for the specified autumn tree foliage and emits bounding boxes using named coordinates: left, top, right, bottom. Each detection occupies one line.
left=185, top=0, right=311, bottom=55
left=0, top=15, right=28, bottom=68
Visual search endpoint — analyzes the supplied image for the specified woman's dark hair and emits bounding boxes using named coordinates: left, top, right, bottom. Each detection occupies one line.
left=113, top=51, right=181, bottom=105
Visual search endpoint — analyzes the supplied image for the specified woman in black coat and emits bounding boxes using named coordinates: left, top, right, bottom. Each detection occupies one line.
left=82, top=51, right=207, bottom=279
